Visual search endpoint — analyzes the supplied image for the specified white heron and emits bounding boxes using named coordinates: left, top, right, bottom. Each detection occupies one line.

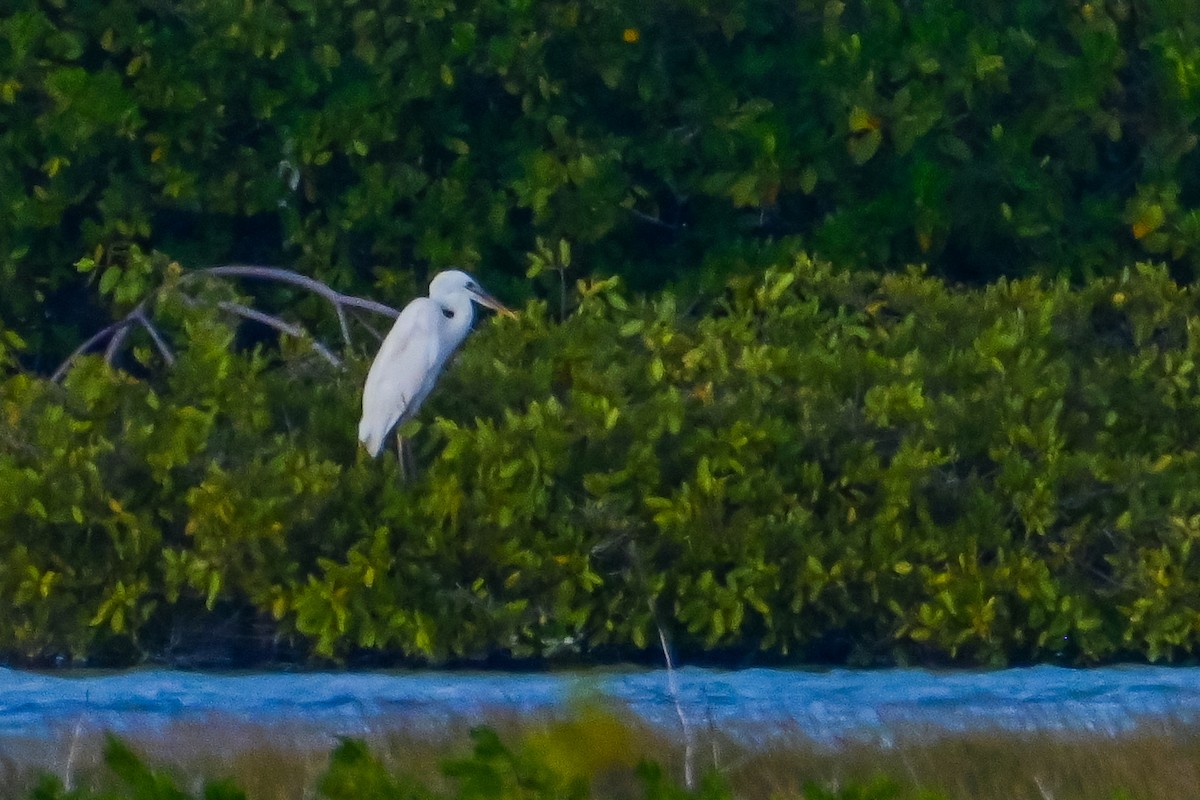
left=358, top=269, right=514, bottom=461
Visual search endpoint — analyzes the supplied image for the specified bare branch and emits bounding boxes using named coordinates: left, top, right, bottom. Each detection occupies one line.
left=55, top=263, right=390, bottom=380
left=349, top=308, right=387, bottom=343
left=51, top=315, right=138, bottom=382
left=133, top=309, right=176, bottom=367
left=334, top=304, right=352, bottom=347
left=656, top=617, right=696, bottom=790
left=190, top=265, right=399, bottom=319
left=627, top=540, right=695, bottom=789
left=217, top=300, right=343, bottom=368
left=629, top=208, right=683, bottom=231
left=104, top=324, right=132, bottom=365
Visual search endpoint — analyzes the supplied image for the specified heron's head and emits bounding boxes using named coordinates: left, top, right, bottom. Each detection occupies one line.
left=429, top=270, right=516, bottom=317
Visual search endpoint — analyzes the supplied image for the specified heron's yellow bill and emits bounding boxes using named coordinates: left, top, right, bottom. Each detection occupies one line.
left=472, top=289, right=518, bottom=318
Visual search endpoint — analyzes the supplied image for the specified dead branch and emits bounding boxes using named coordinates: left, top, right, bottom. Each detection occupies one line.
left=348, top=307, right=387, bottom=343
left=103, top=324, right=131, bottom=365
left=335, top=304, right=352, bottom=347
left=216, top=300, right=342, bottom=368
left=51, top=264, right=399, bottom=382
left=132, top=308, right=176, bottom=367
left=51, top=310, right=142, bottom=382
left=629, top=207, right=684, bottom=231
left=189, top=265, right=400, bottom=328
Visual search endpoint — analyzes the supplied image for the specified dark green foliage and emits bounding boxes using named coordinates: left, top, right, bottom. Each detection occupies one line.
left=4, top=0, right=1200, bottom=358
left=5, top=256, right=1200, bottom=666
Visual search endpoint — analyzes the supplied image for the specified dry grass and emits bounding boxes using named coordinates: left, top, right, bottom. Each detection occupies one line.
left=723, top=727, right=1200, bottom=800
left=3, top=708, right=1200, bottom=799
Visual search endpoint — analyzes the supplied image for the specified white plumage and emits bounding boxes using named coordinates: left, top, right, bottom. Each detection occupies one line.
left=358, top=270, right=513, bottom=457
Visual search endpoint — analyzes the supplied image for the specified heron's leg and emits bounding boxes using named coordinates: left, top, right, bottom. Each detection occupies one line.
left=395, top=432, right=418, bottom=483
left=403, top=435, right=418, bottom=481
left=395, top=431, right=409, bottom=483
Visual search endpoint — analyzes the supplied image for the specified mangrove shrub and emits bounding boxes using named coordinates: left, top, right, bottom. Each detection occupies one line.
left=3, top=256, right=1200, bottom=667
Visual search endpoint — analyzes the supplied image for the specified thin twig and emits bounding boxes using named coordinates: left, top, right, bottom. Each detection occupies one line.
left=217, top=301, right=343, bottom=368
left=656, top=617, right=696, bottom=790
left=133, top=308, right=176, bottom=366
left=629, top=208, right=683, bottom=231
left=51, top=318, right=133, bottom=382
left=103, top=323, right=132, bottom=365
left=628, top=541, right=696, bottom=789
left=335, top=303, right=352, bottom=347
left=63, top=694, right=87, bottom=791
left=349, top=307, right=387, bottom=343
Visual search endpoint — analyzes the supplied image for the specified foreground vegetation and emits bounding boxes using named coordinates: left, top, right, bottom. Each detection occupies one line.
left=12, top=718, right=1197, bottom=800
left=4, top=256, right=1200, bottom=667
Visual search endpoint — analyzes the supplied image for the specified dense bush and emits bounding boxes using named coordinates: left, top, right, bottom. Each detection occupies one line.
left=4, top=256, right=1200, bottom=667
left=4, top=0, right=1200, bottom=358
left=28, top=728, right=944, bottom=800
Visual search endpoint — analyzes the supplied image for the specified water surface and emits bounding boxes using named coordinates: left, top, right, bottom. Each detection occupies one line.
left=3, top=664, right=1198, bottom=748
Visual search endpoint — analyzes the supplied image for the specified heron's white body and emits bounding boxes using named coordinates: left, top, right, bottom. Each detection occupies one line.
left=358, top=270, right=508, bottom=457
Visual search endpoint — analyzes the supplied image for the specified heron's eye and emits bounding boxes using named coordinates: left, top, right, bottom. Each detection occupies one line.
left=467, top=282, right=478, bottom=291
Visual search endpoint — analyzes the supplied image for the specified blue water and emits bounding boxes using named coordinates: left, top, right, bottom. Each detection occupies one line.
left=3, top=665, right=1199, bottom=748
